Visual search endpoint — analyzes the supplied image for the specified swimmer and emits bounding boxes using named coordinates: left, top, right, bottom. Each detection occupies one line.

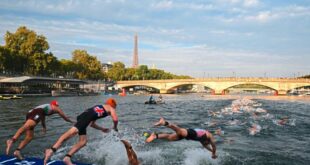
left=255, top=108, right=267, bottom=113
left=146, top=117, right=217, bottom=159
left=278, top=116, right=289, bottom=125
left=226, top=117, right=240, bottom=125
left=121, top=140, right=139, bottom=165
left=214, top=128, right=224, bottom=137
left=5, top=100, right=74, bottom=160
left=44, top=98, right=118, bottom=165
left=248, top=124, right=261, bottom=135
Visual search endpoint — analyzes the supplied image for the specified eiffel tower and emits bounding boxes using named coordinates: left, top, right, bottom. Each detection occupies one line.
left=132, top=34, right=139, bottom=68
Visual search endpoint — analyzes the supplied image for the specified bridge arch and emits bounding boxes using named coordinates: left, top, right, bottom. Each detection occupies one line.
left=286, top=85, right=310, bottom=94
left=165, top=83, right=214, bottom=94
left=116, top=78, right=310, bottom=95
left=287, top=84, right=310, bottom=91
left=223, top=83, right=277, bottom=95
left=117, top=84, right=160, bottom=92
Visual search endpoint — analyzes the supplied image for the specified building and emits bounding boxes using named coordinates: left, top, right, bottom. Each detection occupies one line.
left=0, top=76, right=86, bottom=95
left=102, top=62, right=113, bottom=73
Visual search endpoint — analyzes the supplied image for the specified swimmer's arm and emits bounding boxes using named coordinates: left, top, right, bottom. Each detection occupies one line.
left=90, top=121, right=109, bottom=132
left=201, top=142, right=212, bottom=152
left=55, top=107, right=74, bottom=123
left=201, top=134, right=217, bottom=159
left=121, top=140, right=139, bottom=165
left=209, top=135, right=217, bottom=159
left=110, top=108, right=118, bottom=131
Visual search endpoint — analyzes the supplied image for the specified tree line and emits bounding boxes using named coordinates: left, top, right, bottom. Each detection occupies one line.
left=0, top=26, right=191, bottom=81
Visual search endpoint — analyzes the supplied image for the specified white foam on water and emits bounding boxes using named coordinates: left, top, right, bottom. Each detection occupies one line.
left=138, top=148, right=165, bottom=165
left=51, top=127, right=167, bottom=165
left=183, top=148, right=219, bottom=165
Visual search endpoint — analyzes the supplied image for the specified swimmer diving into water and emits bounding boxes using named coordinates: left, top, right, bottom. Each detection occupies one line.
left=146, top=117, right=217, bottom=159
left=44, top=98, right=118, bottom=165
left=5, top=100, right=74, bottom=160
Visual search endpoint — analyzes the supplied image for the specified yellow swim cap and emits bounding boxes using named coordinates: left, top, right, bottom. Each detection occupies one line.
left=143, top=132, right=150, bottom=137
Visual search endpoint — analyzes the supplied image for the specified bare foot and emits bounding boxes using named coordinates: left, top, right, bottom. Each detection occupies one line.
left=154, top=117, right=165, bottom=126
left=13, top=150, right=24, bottom=160
left=44, top=149, right=53, bottom=165
left=63, top=156, right=75, bottom=165
left=145, top=132, right=156, bottom=143
left=6, top=139, right=13, bottom=155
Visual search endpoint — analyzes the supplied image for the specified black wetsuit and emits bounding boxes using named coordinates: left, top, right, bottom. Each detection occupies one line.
left=74, top=105, right=109, bottom=135
left=184, top=128, right=208, bottom=142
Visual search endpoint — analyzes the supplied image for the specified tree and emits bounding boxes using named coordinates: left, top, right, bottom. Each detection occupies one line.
left=124, top=68, right=136, bottom=80
left=4, top=26, right=50, bottom=74
left=136, top=65, right=149, bottom=80
left=31, top=52, right=59, bottom=76
left=72, top=49, right=104, bottom=80
left=300, top=75, right=310, bottom=79
left=0, top=46, right=7, bottom=73
left=59, top=59, right=79, bottom=78
left=107, top=61, right=126, bottom=80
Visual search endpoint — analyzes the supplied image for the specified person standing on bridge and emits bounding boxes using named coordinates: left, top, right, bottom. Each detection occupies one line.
left=146, top=117, right=217, bottom=159
left=44, top=98, right=119, bottom=165
left=6, top=100, right=74, bottom=160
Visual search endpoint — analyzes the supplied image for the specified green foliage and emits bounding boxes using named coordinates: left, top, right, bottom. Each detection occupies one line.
left=72, top=49, right=104, bottom=80
left=0, top=46, right=8, bottom=72
left=106, top=63, right=191, bottom=81
left=59, top=59, right=79, bottom=78
left=0, top=26, right=190, bottom=80
left=4, top=26, right=50, bottom=74
left=107, top=61, right=126, bottom=80
left=300, top=75, right=310, bottom=79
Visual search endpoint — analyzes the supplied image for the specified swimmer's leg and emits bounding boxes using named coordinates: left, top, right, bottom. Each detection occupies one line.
left=63, top=135, right=87, bottom=165
left=14, top=129, right=34, bottom=160
left=6, top=120, right=35, bottom=155
left=154, top=117, right=188, bottom=138
left=44, top=127, right=78, bottom=165
left=146, top=132, right=180, bottom=143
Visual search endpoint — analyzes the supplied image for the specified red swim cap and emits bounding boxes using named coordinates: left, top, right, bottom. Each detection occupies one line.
left=50, top=100, right=59, bottom=107
left=106, top=98, right=117, bottom=108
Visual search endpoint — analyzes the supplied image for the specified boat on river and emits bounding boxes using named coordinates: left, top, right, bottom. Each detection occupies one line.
left=144, top=100, right=165, bottom=104
left=0, top=95, right=23, bottom=100
left=0, top=95, right=12, bottom=100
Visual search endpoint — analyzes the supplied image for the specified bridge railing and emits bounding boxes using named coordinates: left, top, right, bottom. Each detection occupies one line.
left=117, top=77, right=310, bottom=83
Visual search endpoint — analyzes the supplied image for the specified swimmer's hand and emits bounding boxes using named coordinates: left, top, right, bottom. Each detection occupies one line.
left=101, top=128, right=110, bottom=133
left=212, top=154, right=217, bottom=159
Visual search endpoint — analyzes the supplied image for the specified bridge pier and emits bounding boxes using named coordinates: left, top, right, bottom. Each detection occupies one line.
left=213, top=89, right=224, bottom=95
left=160, top=89, right=168, bottom=94
left=277, top=90, right=288, bottom=96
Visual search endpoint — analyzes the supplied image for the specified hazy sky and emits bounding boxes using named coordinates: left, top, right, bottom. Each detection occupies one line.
left=0, top=0, right=309, bottom=78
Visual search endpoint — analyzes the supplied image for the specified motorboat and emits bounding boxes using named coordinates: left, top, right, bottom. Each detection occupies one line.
left=0, top=95, right=12, bottom=100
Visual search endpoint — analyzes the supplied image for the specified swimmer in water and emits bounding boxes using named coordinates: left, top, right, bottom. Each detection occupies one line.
left=248, top=124, right=261, bottom=135
left=121, top=140, right=139, bottom=165
left=214, top=128, right=224, bottom=137
left=146, top=117, right=217, bottom=159
left=278, top=116, right=289, bottom=125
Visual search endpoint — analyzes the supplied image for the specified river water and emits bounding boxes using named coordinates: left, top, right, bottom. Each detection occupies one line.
left=0, top=94, right=309, bottom=165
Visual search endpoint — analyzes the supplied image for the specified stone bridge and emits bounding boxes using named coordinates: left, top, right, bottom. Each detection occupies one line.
left=116, top=78, right=310, bottom=95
